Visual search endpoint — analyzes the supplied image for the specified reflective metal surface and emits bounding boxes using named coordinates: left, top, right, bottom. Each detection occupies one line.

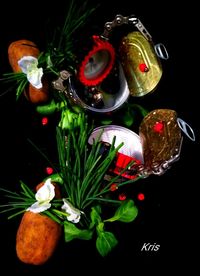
left=139, top=109, right=182, bottom=173
left=53, top=62, right=130, bottom=113
left=119, top=31, right=162, bottom=97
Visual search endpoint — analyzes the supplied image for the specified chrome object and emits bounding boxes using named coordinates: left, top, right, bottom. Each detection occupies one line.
left=119, top=31, right=163, bottom=97
left=53, top=62, right=130, bottom=113
left=154, top=43, right=169, bottom=60
left=101, top=14, right=168, bottom=97
left=177, top=118, right=196, bottom=141
left=101, top=14, right=152, bottom=41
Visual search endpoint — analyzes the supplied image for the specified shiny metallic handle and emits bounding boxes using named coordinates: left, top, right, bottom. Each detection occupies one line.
left=52, top=70, right=86, bottom=107
left=52, top=70, right=71, bottom=92
left=101, top=14, right=152, bottom=41
left=177, top=118, right=196, bottom=141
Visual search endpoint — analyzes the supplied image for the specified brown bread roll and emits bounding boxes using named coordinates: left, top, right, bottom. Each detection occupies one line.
left=16, top=182, right=62, bottom=265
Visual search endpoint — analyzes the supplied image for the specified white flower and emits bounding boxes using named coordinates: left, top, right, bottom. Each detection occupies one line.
left=27, top=179, right=55, bottom=213
left=26, top=201, right=52, bottom=213
left=18, top=56, right=43, bottom=89
left=61, top=199, right=82, bottom=223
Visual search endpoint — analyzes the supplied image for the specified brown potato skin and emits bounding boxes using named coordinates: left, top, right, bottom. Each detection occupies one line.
left=24, top=78, right=49, bottom=104
left=8, top=39, right=49, bottom=104
left=16, top=182, right=62, bottom=265
left=16, top=212, right=62, bottom=265
left=8, top=40, right=40, bottom=72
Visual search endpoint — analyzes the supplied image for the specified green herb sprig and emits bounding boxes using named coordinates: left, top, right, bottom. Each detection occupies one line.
left=56, top=112, right=142, bottom=211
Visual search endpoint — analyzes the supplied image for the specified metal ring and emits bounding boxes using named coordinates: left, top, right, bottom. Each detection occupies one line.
left=154, top=43, right=169, bottom=60
left=177, top=118, right=195, bottom=141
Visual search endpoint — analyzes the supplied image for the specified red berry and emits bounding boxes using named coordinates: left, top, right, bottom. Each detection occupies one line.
left=137, top=193, right=145, bottom=201
left=118, top=193, right=126, bottom=201
left=110, top=184, right=118, bottom=191
left=41, top=117, right=48, bottom=126
left=46, top=167, right=53, bottom=175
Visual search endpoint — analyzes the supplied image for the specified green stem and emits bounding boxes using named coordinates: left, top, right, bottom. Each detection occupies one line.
left=8, top=209, right=26, bottom=219
left=28, top=138, right=59, bottom=174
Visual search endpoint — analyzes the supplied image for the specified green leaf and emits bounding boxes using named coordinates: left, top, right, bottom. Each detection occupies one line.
left=96, top=231, right=118, bottom=257
left=122, top=109, right=134, bottom=127
left=96, top=222, right=104, bottom=233
left=104, top=199, right=138, bottom=223
left=71, top=104, right=84, bottom=114
left=43, top=173, right=64, bottom=184
left=8, top=209, right=26, bottom=219
left=16, top=78, right=28, bottom=100
left=43, top=210, right=62, bottom=224
left=35, top=99, right=59, bottom=115
left=130, top=103, right=149, bottom=117
left=20, top=180, right=35, bottom=198
left=64, top=221, right=93, bottom=242
left=59, top=109, right=82, bottom=130
left=89, top=206, right=102, bottom=229
left=100, top=118, right=113, bottom=125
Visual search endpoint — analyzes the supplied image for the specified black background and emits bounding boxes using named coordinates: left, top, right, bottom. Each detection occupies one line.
left=0, top=0, right=198, bottom=273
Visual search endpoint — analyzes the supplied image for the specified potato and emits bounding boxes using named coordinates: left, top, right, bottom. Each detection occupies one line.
left=16, top=182, right=62, bottom=265
left=8, top=40, right=40, bottom=72
left=8, top=39, right=49, bottom=104
left=24, top=79, right=49, bottom=104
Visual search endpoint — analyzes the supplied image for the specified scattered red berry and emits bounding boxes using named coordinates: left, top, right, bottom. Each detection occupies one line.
left=137, top=193, right=145, bottom=201
left=41, top=117, right=48, bottom=126
left=46, top=167, right=53, bottom=175
left=118, top=193, right=126, bottom=201
left=110, top=184, right=118, bottom=191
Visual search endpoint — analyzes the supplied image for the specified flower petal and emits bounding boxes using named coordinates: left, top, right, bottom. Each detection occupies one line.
left=18, top=56, right=43, bottom=89
left=18, top=56, right=38, bottom=74
left=35, top=179, right=55, bottom=202
left=26, top=201, right=51, bottom=213
left=67, top=213, right=81, bottom=223
left=27, top=67, right=43, bottom=89
left=61, top=199, right=82, bottom=223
